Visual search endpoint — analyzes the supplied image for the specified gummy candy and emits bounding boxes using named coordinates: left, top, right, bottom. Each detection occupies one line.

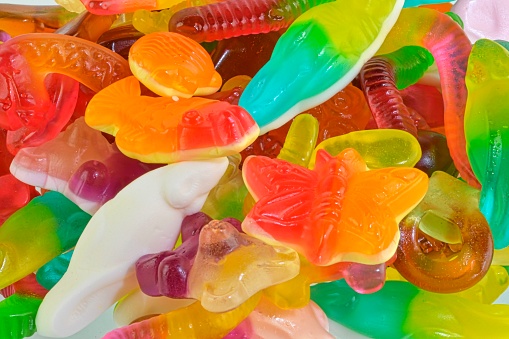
left=129, top=32, right=222, bottom=98
left=168, top=0, right=333, bottom=42
left=239, top=0, right=404, bottom=133
left=85, top=76, right=259, bottom=164
left=36, top=158, right=228, bottom=337
left=395, top=171, right=493, bottom=293
left=242, top=148, right=428, bottom=266
left=465, top=39, right=509, bottom=249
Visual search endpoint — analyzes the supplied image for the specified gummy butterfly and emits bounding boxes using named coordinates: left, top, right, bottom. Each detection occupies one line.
left=242, top=148, right=429, bottom=266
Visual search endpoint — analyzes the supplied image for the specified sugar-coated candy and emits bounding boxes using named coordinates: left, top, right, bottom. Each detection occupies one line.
left=242, top=148, right=428, bottom=266
left=85, top=76, right=259, bottom=164
left=311, top=279, right=509, bottom=339
left=239, top=0, right=404, bottom=134
left=35, top=158, right=228, bottom=337
left=104, top=293, right=261, bottom=339
left=0, top=191, right=91, bottom=290
left=395, top=171, right=493, bottom=293
left=465, top=39, right=509, bottom=249
left=377, top=7, right=479, bottom=188
left=168, top=0, right=332, bottom=43
left=129, top=32, right=222, bottom=98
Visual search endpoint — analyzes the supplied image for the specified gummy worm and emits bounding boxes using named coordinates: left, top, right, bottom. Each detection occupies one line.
left=360, top=46, right=434, bottom=137
left=377, top=7, right=479, bottom=187
left=169, top=0, right=334, bottom=42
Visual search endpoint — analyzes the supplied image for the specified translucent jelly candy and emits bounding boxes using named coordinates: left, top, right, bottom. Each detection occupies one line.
left=0, top=274, right=48, bottom=339
left=211, top=32, right=281, bottom=84
left=414, top=130, right=455, bottom=177
left=0, top=174, right=35, bottom=226
left=36, top=251, right=73, bottom=291
left=465, top=39, right=509, bottom=249
left=309, top=129, right=422, bottom=170
left=187, top=219, right=299, bottom=312
left=264, top=255, right=395, bottom=309
left=129, top=32, right=222, bottom=98
left=242, top=148, right=428, bottom=266
left=10, top=117, right=155, bottom=214
left=0, top=33, right=131, bottom=152
left=400, top=83, right=445, bottom=129
left=0, top=191, right=91, bottom=290
left=377, top=7, right=479, bottom=188
left=240, top=84, right=371, bottom=162
left=168, top=0, right=333, bottom=42
left=113, top=289, right=194, bottom=326
left=359, top=46, right=434, bottom=137
left=132, top=0, right=219, bottom=34
left=201, top=154, right=248, bottom=220
left=136, top=212, right=219, bottom=298
left=80, top=0, right=179, bottom=15
left=395, top=171, right=493, bottom=293
left=85, top=76, right=259, bottom=164
left=225, top=296, right=332, bottom=339
left=239, top=0, right=404, bottom=134
left=104, top=293, right=261, bottom=339
left=97, top=24, right=144, bottom=60
left=36, top=158, right=228, bottom=337
left=311, top=279, right=509, bottom=339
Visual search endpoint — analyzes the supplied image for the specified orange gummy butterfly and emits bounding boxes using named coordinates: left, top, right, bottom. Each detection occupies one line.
left=242, top=148, right=429, bottom=266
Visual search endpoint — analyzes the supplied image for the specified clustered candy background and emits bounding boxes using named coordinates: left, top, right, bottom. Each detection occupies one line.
left=1, top=0, right=509, bottom=338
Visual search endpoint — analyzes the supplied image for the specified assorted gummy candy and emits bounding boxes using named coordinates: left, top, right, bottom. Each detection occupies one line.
left=1, top=0, right=509, bottom=338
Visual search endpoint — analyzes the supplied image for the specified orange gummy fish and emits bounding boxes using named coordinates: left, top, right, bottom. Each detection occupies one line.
left=85, top=76, right=259, bottom=163
left=242, top=148, right=429, bottom=266
left=129, top=32, right=222, bottom=98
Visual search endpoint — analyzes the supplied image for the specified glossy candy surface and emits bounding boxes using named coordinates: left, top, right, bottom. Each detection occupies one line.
left=129, top=32, right=222, bottom=98
left=465, top=39, right=509, bottom=249
left=311, top=279, right=509, bottom=339
left=10, top=117, right=155, bottom=214
left=242, top=148, right=428, bottom=266
left=0, top=191, right=90, bottom=290
left=395, top=171, right=493, bottom=293
left=0, top=33, right=131, bottom=153
left=377, top=7, right=479, bottom=187
left=85, top=76, right=259, bottom=164
left=239, top=0, right=405, bottom=134
left=187, top=219, right=299, bottom=312
left=35, top=158, right=228, bottom=337
left=168, top=0, right=333, bottom=42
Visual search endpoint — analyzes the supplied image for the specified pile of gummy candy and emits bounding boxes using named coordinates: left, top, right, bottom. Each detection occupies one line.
left=1, top=0, right=509, bottom=337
